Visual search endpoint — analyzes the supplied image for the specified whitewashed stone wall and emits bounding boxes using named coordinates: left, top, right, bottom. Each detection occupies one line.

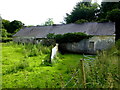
left=13, top=37, right=35, bottom=43
left=59, top=36, right=115, bottom=54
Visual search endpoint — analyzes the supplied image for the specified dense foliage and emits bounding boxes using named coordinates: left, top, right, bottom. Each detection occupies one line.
left=106, top=9, right=120, bottom=22
left=64, top=1, right=120, bottom=24
left=47, top=32, right=92, bottom=43
left=64, top=2, right=99, bottom=24
left=75, top=19, right=88, bottom=24
left=2, top=19, right=24, bottom=34
left=1, top=29, right=8, bottom=37
left=41, top=18, right=54, bottom=26
left=1, top=19, right=24, bottom=42
left=106, top=9, right=120, bottom=41
left=98, top=2, right=120, bottom=21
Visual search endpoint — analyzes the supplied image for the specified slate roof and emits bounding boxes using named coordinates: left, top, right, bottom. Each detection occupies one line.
left=13, top=22, right=115, bottom=38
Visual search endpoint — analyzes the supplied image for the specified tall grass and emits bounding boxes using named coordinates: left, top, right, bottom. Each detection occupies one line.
left=3, top=42, right=51, bottom=57
left=84, top=41, right=120, bottom=88
left=2, top=42, right=85, bottom=88
left=22, top=43, right=51, bottom=57
left=2, top=42, right=51, bottom=74
left=2, top=41, right=119, bottom=88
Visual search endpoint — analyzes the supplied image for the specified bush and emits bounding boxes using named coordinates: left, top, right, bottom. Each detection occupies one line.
left=1, top=29, right=8, bottom=37
left=41, top=39, right=56, bottom=46
left=41, top=54, right=52, bottom=66
left=75, top=19, right=88, bottom=24
left=47, top=32, right=92, bottom=43
left=1, top=37, right=12, bottom=42
left=7, top=33, right=12, bottom=37
left=97, top=19, right=109, bottom=23
left=46, top=33, right=55, bottom=39
left=22, top=43, right=51, bottom=57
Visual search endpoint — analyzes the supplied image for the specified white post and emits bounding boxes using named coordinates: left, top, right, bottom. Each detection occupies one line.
left=51, top=43, right=58, bottom=60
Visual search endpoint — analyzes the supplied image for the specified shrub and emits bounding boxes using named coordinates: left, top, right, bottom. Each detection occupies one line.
left=7, top=33, right=12, bottom=37
left=47, top=32, right=92, bottom=43
left=97, top=19, right=109, bottom=23
left=22, top=43, right=51, bottom=57
left=75, top=19, right=88, bottom=24
left=41, top=39, right=56, bottom=46
left=46, top=33, right=55, bottom=39
left=1, top=29, right=8, bottom=37
left=41, top=54, right=52, bottom=66
left=1, top=37, right=12, bottom=42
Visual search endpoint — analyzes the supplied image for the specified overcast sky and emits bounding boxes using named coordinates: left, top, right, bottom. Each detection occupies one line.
left=0, top=0, right=103, bottom=26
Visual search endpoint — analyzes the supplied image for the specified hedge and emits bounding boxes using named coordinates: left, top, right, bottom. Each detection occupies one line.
left=47, top=32, right=92, bottom=43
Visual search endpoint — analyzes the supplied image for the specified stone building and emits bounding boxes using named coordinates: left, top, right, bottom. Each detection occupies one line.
left=13, top=22, right=115, bottom=54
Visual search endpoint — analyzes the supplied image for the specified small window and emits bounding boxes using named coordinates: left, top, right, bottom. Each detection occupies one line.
left=89, top=41, right=94, bottom=49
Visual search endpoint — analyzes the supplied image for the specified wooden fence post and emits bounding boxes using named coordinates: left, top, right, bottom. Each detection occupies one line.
left=80, top=58, right=86, bottom=88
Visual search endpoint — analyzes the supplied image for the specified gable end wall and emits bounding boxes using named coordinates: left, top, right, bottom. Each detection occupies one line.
left=59, top=35, right=115, bottom=54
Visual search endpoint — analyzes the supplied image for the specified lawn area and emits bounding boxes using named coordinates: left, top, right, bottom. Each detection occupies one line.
left=2, top=42, right=87, bottom=88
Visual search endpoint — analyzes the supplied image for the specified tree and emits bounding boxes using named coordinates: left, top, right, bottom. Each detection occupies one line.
left=2, top=19, right=24, bottom=34
left=42, top=18, right=54, bottom=26
left=98, top=2, right=120, bottom=20
left=99, top=1, right=120, bottom=41
left=107, top=9, right=120, bottom=22
left=9, top=20, right=24, bottom=33
left=2, top=19, right=10, bottom=31
left=1, top=29, right=8, bottom=37
left=107, top=9, right=120, bottom=41
left=64, top=2, right=99, bottom=24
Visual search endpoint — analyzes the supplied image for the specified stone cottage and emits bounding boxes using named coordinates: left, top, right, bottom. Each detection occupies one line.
left=13, top=22, right=115, bottom=54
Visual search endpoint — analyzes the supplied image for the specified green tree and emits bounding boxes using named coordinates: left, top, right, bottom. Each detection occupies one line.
left=98, top=1, right=120, bottom=41
left=9, top=20, right=24, bottom=33
left=42, top=18, right=54, bottom=26
left=1, top=29, right=8, bottom=37
left=107, top=9, right=120, bottom=22
left=2, top=19, right=10, bottom=31
left=107, top=9, right=120, bottom=41
left=98, top=2, right=120, bottom=20
left=64, top=2, right=99, bottom=24
left=2, top=19, right=24, bottom=34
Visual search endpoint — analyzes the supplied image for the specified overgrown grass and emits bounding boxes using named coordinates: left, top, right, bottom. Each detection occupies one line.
left=84, top=42, right=120, bottom=88
left=2, top=42, right=85, bottom=88
left=2, top=41, right=119, bottom=88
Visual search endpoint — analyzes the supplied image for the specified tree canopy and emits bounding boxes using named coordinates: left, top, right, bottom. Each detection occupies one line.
left=2, top=19, right=10, bottom=30
left=64, top=2, right=99, bottom=24
left=98, top=2, right=120, bottom=20
left=2, top=19, right=24, bottom=34
left=100, top=2, right=120, bottom=41
left=107, top=9, right=120, bottom=22
left=9, top=20, right=24, bottom=33
left=42, top=18, right=54, bottom=26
